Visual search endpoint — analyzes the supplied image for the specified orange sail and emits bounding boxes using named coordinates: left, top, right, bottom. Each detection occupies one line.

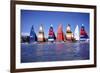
left=56, top=24, right=64, bottom=41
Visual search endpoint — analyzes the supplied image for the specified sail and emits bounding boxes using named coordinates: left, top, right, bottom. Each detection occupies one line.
left=30, top=25, right=37, bottom=42
left=48, top=24, right=56, bottom=42
left=38, top=24, right=45, bottom=42
left=66, top=24, right=73, bottom=41
left=56, top=24, right=64, bottom=41
left=74, top=25, right=79, bottom=40
left=80, top=24, right=89, bottom=41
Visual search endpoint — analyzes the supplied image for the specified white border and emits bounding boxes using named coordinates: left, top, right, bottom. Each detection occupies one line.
left=16, top=4, right=94, bottom=69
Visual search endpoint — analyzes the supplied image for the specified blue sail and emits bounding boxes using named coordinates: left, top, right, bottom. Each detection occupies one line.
left=30, top=25, right=37, bottom=43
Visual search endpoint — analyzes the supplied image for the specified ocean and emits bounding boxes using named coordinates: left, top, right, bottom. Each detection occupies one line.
left=21, top=41, right=89, bottom=63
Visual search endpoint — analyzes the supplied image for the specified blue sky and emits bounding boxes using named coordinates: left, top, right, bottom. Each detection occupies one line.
left=21, top=10, right=90, bottom=38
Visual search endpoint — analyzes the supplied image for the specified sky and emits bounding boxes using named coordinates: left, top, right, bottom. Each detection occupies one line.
left=21, top=10, right=90, bottom=38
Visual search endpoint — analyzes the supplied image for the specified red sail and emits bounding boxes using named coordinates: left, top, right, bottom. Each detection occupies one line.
left=56, top=24, right=64, bottom=41
left=80, top=27, right=87, bottom=35
left=48, top=24, right=56, bottom=42
left=49, top=27, right=54, bottom=35
left=80, top=24, right=89, bottom=39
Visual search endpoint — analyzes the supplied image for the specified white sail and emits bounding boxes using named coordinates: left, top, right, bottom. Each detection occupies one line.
left=74, top=25, right=79, bottom=40
left=39, top=24, right=43, bottom=32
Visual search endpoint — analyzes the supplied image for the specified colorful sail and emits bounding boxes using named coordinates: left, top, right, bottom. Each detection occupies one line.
left=74, top=25, right=79, bottom=40
left=80, top=24, right=89, bottom=41
left=66, top=24, right=73, bottom=41
left=38, top=24, right=45, bottom=42
left=56, top=24, right=64, bottom=41
left=30, top=25, right=37, bottom=43
left=48, top=24, right=56, bottom=42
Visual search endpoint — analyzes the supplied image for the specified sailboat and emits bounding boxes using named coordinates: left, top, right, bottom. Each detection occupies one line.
left=74, top=25, right=79, bottom=41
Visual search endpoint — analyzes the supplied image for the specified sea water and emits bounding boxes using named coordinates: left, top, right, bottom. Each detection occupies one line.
left=21, top=41, right=89, bottom=63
